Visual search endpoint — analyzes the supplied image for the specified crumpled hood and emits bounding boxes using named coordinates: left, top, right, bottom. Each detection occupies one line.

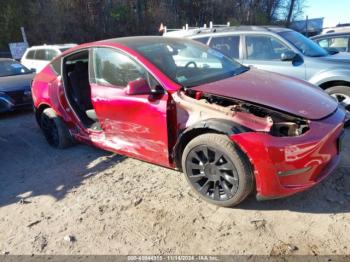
left=0, top=73, right=34, bottom=92
left=192, top=69, right=338, bottom=120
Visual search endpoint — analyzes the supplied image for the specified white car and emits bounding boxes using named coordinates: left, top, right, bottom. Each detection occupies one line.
left=21, top=44, right=76, bottom=73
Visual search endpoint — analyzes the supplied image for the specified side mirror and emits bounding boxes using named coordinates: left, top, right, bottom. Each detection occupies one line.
left=125, top=78, right=151, bottom=95
left=150, top=85, right=164, bottom=96
left=281, top=50, right=297, bottom=61
left=325, top=47, right=339, bottom=55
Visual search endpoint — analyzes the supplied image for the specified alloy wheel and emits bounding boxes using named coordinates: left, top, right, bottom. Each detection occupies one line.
left=186, top=145, right=239, bottom=201
left=331, top=93, right=350, bottom=111
left=331, top=93, right=350, bottom=123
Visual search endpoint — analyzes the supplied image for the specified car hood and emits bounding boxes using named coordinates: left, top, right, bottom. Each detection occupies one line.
left=316, top=52, right=350, bottom=64
left=0, top=73, right=34, bottom=92
left=191, top=69, right=338, bottom=120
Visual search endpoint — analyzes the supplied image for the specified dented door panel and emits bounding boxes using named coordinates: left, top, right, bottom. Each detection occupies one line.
left=90, top=83, right=171, bottom=167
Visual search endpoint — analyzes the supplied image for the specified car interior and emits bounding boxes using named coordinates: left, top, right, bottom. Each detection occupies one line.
left=142, top=43, right=229, bottom=84
left=63, top=50, right=101, bottom=130
left=210, top=36, right=240, bottom=59
left=246, top=36, right=286, bottom=60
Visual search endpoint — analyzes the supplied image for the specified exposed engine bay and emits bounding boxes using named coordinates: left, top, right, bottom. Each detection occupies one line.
left=173, top=89, right=310, bottom=137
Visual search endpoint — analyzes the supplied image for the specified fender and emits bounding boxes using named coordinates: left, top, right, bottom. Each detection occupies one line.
left=172, top=118, right=251, bottom=170
left=309, top=69, right=350, bottom=87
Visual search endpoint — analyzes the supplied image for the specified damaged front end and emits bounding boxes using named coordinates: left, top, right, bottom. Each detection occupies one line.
left=173, top=88, right=310, bottom=137
left=172, top=88, right=344, bottom=199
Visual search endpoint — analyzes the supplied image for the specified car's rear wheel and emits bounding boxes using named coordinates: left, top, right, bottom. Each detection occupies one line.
left=326, top=86, right=350, bottom=127
left=181, top=133, right=254, bottom=207
left=40, top=108, right=75, bottom=149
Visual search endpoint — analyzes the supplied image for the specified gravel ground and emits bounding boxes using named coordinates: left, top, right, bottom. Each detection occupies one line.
left=0, top=110, right=350, bottom=255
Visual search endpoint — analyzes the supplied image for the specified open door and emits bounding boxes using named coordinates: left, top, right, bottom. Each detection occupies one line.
left=89, top=47, right=171, bottom=167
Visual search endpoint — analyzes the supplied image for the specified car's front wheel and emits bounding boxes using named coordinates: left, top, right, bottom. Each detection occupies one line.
left=40, top=108, right=75, bottom=149
left=326, top=86, right=350, bottom=127
left=182, top=134, right=254, bottom=207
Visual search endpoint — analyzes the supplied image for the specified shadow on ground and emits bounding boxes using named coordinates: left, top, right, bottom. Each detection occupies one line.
left=1, top=110, right=350, bottom=214
left=0, top=110, right=126, bottom=208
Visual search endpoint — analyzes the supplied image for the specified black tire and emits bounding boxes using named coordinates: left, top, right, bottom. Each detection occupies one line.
left=40, top=108, right=75, bottom=149
left=326, top=86, right=350, bottom=127
left=181, top=133, right=254, bottom=207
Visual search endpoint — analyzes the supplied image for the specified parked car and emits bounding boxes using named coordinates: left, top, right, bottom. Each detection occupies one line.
left=21, top=44, right=76, bottom=73
left=0, top=58, right=34, bottom=112
left=31, top=36, right=345, bottom=206
left=311, top=32, right=350, bottom=53
left=164, top=26, right=350, bottom=118
left=321, top=25, right=350, bottom=35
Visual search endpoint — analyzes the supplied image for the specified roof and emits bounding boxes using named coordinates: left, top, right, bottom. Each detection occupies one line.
left=163, top=26, right=291, bottom=38
left=321, top=26, right=350, bottom=35
left=28, top=44, right=77, bottom=49
left=101, top=36, right=192, bottom=46
left=311, top=31, right=350, bottom=39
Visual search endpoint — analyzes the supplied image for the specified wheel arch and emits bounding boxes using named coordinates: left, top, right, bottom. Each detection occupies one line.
left=35, top=103, right=51, bottom=127
left=319, top=80, right=350, bottom=90
left=172, top=119, right=251, bottom=171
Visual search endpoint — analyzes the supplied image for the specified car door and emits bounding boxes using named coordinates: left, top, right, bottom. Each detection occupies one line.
left=89, top=47, right=171, bottom=166
left=242, top=34, right=306, bottom=80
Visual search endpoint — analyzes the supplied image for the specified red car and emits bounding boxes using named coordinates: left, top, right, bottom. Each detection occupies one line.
left=31, top=36, right=345, bottom=206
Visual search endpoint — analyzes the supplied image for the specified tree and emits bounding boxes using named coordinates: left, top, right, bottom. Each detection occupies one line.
left=0, top=0, right=307, bottom=51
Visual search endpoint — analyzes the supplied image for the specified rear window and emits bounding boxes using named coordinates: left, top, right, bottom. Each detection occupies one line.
left=26, top=50, right=35, bottom=59
left=46, top=49, right=59, bottom=60
left=34, top=49, right=47, bottom=60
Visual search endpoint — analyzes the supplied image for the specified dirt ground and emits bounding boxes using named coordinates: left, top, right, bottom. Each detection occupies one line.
left=0, top=110, right=350, bottom=255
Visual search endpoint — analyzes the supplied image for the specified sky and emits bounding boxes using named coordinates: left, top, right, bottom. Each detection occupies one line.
left=304, top=0, right=350, bottom=28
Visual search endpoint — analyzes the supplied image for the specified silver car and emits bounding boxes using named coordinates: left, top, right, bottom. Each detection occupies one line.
left=165, top=26, right=350, bottom=117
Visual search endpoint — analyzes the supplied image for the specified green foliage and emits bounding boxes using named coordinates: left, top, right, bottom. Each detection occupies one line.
left=0, top=0, right=305, bottom=51
left=110, top=5, right=129, bottom=22
left=0, top=0, right=29, bottom=49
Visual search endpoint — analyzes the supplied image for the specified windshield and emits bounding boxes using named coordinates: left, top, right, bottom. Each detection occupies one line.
left=279, top=31, right=329, bottom=57
left=129, top=38, right=247, bottom=87
left=0, top=60, right=31, bottom=77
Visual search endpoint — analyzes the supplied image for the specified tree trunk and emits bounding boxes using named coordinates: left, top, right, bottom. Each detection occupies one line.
left=286, top=0, right=296, bottom=27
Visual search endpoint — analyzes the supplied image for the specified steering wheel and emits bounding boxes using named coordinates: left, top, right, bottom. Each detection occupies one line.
left=185, top=61, right=198, bottom=68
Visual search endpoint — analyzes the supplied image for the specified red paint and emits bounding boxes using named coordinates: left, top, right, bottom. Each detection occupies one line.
left=32, top=38, right=345, bottom=200
left=230, top=108, right=344, bottom=198
left=192, top=69, right=338, bottom=120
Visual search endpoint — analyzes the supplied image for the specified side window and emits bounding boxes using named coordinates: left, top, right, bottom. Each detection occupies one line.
left=193, top=37, right=209, bottom=45
left=209, top=35, right=240, bottom=59
left=46, top=49, right=59, bottom=61
left=34, top=49, right=46, bottom=60
left=92, top=48, right=147, bottom=88
left=246, top=35, right=290, bottom=60
left=329, top=37, right=349, bottom=52
left=26, top=50, right=35, bottom=59
left=318, top=39, right=329, bottom=48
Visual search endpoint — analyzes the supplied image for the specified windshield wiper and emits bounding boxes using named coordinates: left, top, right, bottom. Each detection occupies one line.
left=232, top=66, right=250, bottom=76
